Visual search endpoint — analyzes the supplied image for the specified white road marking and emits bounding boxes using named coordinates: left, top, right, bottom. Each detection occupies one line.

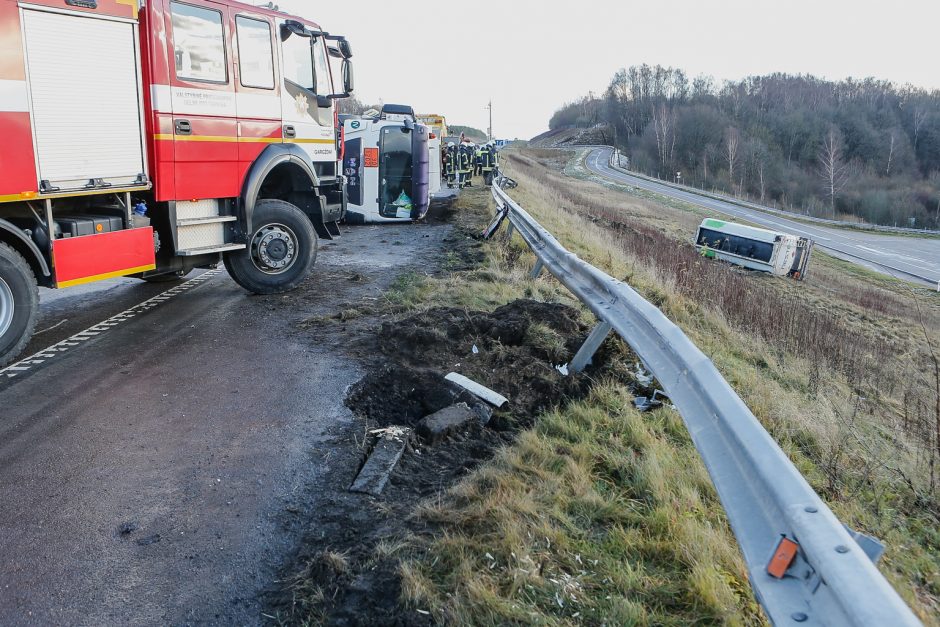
left=0, top=270, right=221, bottom=380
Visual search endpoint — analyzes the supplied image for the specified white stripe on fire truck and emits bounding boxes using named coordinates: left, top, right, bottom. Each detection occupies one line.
left=150, top=85, right=286, bottom=120
left=0, top=269, right=221, bottom=380
left=0, top=80, right=29, bottom=113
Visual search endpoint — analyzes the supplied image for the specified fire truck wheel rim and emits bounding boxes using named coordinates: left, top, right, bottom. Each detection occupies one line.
left=0, top=276, right=14, bottom=338
left=250, top=223, right=298, bottom=275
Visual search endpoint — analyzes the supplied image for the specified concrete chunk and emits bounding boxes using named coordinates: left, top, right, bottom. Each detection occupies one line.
left=417, top=403, right=476, bottom=444
left=445, top=372, right=509, bottom=407
left=349, top=427, right=411, bottom=496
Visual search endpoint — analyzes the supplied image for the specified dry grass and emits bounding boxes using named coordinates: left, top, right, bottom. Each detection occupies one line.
left=392, top=148, right=939, bottom=625
left=402, top=384, right=763, bottom=626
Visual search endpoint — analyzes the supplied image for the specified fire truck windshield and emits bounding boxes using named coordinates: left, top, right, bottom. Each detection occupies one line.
left=282, top=30, right=331, bottom=96
left=282, top=31, right=314, bottom=92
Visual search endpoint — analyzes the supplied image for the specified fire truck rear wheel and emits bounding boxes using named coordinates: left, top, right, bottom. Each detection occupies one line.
left=0, top=242, right=39, bottom=368
left=224, top=199, right=318, bottom=295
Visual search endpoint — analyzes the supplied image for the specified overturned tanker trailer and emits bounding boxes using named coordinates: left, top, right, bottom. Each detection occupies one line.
left=342, top=104, right=430, bottom=223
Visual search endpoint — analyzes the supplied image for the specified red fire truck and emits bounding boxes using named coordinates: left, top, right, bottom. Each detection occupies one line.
left=0, top=0, right=354, bottom=366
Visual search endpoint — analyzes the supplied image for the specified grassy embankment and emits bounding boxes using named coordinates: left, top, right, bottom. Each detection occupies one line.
left=384, top=148, right=940, bottom=625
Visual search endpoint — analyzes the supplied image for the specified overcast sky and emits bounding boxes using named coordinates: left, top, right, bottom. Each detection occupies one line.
left=278, top=0, right=939, bottom=140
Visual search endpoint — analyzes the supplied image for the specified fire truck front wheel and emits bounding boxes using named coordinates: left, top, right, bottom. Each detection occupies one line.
left=224, top=199, right=318, bottom=295
left=0, top=242, right=39, bottom=368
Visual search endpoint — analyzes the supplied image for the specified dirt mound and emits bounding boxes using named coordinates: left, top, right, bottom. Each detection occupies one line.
left=347, top=300, right=595, bottom=430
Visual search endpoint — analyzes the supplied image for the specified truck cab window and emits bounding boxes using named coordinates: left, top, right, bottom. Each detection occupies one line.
left=282, top=31, right=314, bottom=92
left=236, top=16, right=274, bottom=90
left=171, top=2, right=228, bottom=83
left=313, top=39, right=331, bottom=95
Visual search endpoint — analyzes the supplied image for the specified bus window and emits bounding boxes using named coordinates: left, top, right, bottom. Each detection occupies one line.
left=697, top=227, right=772, bottom=262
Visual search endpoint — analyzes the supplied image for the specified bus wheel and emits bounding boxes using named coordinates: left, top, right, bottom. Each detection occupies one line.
left=0, top=242, right=39, bottom=368
left=223, top=199, right=317, bottom=295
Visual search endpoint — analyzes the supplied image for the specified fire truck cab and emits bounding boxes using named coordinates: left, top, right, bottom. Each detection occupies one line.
left=0, top=0, right=354, bottom=366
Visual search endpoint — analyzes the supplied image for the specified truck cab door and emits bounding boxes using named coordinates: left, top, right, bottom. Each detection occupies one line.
left=277, top=23, right=337, bottom=171
left=165, top=0, right=239, bottom=200
left=231, top=12, right=281, bottom=174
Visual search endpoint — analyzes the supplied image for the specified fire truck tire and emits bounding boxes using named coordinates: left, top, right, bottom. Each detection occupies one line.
left=0, top=242, right=39, bottom=368
left=223, top=199, right=317, bottom=295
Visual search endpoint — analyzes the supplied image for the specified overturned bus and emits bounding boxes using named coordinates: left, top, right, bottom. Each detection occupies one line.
left=695, top=218, right=814, bottom=280
left=342, top=104, right=430, bottom=223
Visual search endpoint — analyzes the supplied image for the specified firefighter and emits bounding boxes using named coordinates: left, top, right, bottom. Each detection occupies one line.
left=457, top=143, right=471, bottom=188
left=474, top=144, right=483, bottom=176
left=445, top=142, right=457, bottom=188
left=480, top=142, right=495, bottom=186
left=465, top=144, right=474, bottom=187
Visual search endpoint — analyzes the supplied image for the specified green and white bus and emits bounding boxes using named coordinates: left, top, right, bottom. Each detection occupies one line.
left=695, top=218, right=814, bottom=280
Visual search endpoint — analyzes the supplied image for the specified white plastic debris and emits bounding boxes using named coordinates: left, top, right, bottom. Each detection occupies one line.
left=445, top=372, right=508, bottom=407
left=369, top=425, right=411, bottom=441
left=472, top=344, right=480, bottom=354
left=634, top=361, right=653, bottom=386
left=555, top=363, right=570, bottom=376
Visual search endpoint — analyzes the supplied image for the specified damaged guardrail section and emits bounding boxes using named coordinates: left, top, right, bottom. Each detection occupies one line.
left=487, top=176, right=921, bottom=626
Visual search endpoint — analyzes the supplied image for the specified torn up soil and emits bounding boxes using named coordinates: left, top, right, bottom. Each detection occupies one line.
left=349, top=300, right=602, bottom=429
left=266, top=297, right=634, bottom=625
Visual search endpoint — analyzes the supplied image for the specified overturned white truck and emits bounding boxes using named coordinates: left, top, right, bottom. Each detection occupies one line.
left=342, top=105, right=430, bottom=223
left=695, top=218, right=814, bottom=280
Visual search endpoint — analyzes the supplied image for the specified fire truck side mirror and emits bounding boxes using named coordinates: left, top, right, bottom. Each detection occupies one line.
left=342, top=59, right=355, bottom=95
left=338, top=38, right=353, bottom=59
left=280, top=20, right=307, bottom=42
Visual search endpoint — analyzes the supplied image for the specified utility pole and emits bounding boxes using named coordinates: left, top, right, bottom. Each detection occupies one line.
left=486, top=100, right=493, bottom=140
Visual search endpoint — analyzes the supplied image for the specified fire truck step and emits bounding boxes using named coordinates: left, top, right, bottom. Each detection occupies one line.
left=176, top=216, right=238, bottom=227
left=176, top=244, right=246, bottom=257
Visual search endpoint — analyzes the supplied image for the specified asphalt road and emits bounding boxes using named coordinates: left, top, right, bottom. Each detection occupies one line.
left=584, top=147, right=940, bottom=287
left=0, top=221, right=450, bottom=625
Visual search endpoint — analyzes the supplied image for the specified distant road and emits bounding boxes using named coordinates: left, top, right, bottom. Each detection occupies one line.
left=584, top=147, right=940, bottom=288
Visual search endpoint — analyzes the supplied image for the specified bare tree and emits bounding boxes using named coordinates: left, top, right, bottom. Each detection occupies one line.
left=652, top=103, right=676, bottom=172
left=912, top=107, right=929, bottom=151
left=886, top=131, right=896, bottom=176
left=818, top=128, right=848, bottom=215
left=725, top=127, right=739, bottom=192
left=758, top=160, right=766, bottom=203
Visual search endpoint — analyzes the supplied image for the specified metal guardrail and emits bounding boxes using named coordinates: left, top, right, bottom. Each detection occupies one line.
left=487, top=175, right=921, bottom=626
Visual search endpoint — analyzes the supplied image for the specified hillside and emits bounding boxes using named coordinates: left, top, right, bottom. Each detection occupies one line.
left=448, top=125, right=487, bottom=141
left=550, top=65, right=940, bottom=228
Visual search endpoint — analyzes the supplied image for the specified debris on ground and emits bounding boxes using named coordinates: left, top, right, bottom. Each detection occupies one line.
left=349, top=427, right=412, bottom=496
left=416, top=403, right=477, bottom=444
left=444, top=372, right=509, bottom=407
left=634, top=390, right=671, bottom=412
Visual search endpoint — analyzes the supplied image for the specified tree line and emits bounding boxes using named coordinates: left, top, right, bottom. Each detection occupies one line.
left=550, top=65, right=940, bottom=228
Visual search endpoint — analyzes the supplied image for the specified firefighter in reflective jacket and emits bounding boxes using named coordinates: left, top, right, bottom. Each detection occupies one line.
left=458, top=143, right=472, bottom=188
left=444, top=142, right=457, bottom=187
left=480, top=143, right=496, bottom=186
left=474, top=145, right=483, bottom=176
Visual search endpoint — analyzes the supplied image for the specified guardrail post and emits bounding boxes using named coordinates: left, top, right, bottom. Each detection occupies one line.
left=570, top=321, right=613, bottom=372
left=530, top=259, right=544, bottom=279
left=506, top=222, right=515, bottom=239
